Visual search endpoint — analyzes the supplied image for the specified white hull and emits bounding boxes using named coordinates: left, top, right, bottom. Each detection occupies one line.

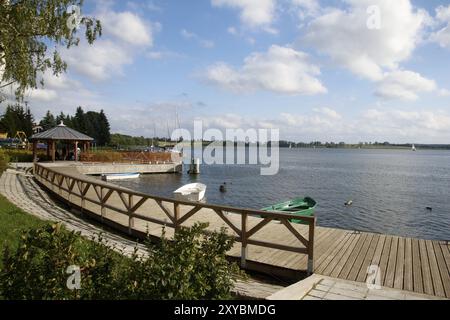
left=102, top=173, right=140, bottom=181
left=173, top=183, right=207, bottom=202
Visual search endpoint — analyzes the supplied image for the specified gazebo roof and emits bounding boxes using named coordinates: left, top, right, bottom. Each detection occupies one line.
left=31, top=122, right=94, bottom=142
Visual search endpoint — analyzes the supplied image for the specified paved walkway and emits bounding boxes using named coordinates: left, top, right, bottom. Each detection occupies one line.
left=0, top=167, right=282, bottom=299
left=267, top=274, right=447, bottom=300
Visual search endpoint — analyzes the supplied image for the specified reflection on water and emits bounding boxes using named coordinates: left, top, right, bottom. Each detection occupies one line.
left=114, top=148, right=450, bottom=241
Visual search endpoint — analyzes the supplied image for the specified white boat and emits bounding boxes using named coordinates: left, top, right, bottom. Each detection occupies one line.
left=173, top=183, right=207, bottom=202
left=101, top=172, right=140, bottom=181
left=412, top=144, right=416, bottom=151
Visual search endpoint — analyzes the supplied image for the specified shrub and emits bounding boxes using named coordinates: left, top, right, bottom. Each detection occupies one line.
left=0, top=222, right=242, bottom=300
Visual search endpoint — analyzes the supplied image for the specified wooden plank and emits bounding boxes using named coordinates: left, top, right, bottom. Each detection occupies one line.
left=385, top=236, right=399, bottom=288
left=412, top=238, right=424, bottom=294
left=378, top=236, right=392, bottom=286
left=301, top=227, right=341, bottom=266
left=327, top=233, right=361, bottom=278
left=425, top=240, right=445, bottom=297
left=281, top=219, right=308, bottom=248
left=370, top=234, right=386, bottom=267
left=348, top=233, right=375, bottom=281
left=315, top=232, right=353, bottom=274
left=432, top=241, right=450, bottom=298
left=419, top=239, right=434, bottom=295
left=394, top=237, right=405, bottom=290
left=339, top=233, right=371, bottom=280
left=272, top=226, right=336, bottom=269
left=404, top=237, right=413, bottom=292
left=286, top=227, right=344, bottom=272
left=356, top=234, right=380, bottom=282
left=440, top=242, right=450, bottom=273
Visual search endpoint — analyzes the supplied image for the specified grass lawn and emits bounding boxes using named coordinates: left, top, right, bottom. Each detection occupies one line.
left=0, top=194, right=48, bottom=267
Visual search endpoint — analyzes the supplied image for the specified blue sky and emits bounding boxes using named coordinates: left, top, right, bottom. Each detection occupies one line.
left=8, top=0, right=450, bottom=143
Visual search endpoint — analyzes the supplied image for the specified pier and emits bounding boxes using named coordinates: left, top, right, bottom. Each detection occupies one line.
left=33, top=163, right=450, bottom=299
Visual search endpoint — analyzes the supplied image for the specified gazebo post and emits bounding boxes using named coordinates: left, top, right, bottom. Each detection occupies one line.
left=74, top=141, right=79, bottom=162
left=51, top=140, right=56, bottom=162
left=46, top=140, right=50, bottom=159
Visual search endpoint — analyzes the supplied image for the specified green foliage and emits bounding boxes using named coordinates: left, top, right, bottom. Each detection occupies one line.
left=118, top=223, right=241, bottom=300
left=38, top=107, right=111, bottom=146
left=0, top=150, right=35, bottom=163
left=0, top=104, right=34, bottom=137
left=110, top=133, right=160, bottom=148
left=0, top=222, right=242, bottom=300
left=0, top=0, right=102, bottom=101
left=0, top=224, right=119, bottom=300
left=0, top=194, right=47, bottom=269
left=0, top=152, right=9, bottom=174
left=39, top=110, right=57, bottom=131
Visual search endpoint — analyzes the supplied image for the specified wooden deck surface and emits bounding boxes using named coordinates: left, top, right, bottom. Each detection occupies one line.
left=36, top=167, right=450, bottom=299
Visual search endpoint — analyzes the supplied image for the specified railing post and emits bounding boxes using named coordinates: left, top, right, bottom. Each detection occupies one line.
left=307, top=218, right=316, bottom=275
left=128, top=194, right=134, bottom=235
left=241, top=213, right=248, bottom=268
left=100, top=187, right=105, bottom=221
left=174, top=203, right=180, bottom=234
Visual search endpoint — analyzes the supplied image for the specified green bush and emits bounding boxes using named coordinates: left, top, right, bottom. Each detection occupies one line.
left=0, top=222, right=242, bottom=300
left=0, top=152, right=9, bottom=173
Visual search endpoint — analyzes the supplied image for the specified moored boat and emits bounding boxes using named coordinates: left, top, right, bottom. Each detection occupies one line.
left=173, top=183, right=207, bottom=202
left=101, top=172, right=140, bottom=181
left=261, top=197, right=316, bottom=224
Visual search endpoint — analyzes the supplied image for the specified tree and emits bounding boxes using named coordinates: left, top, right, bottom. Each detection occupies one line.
left=39, top=110, right=56, bottom=131
left=0, top=103, right=34, bottom=137
left=72, top=106, right=85, bottom=132
left=97, top=109, right=110, bottom=146
left=0, top=0, right=102, bottom=101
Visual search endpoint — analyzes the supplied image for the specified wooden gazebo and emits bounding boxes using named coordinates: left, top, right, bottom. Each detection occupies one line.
left=30, top=121, right=94, bottom=162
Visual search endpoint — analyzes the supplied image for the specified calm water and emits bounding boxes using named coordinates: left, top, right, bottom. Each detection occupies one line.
left=114, top=148, right=450, bottom=241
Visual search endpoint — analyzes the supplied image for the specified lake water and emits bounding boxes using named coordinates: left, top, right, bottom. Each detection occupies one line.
left=114, top=148, right=450, bottom=241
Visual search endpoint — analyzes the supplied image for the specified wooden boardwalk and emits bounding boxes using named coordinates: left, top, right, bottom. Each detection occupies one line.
left=34, top=163, right=450, bottom=299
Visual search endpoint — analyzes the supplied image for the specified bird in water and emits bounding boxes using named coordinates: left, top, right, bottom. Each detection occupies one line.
left=219, top=182, right=227, bottom=193
left=426, top=207, right=432, bottom=212
left=345, top=200, right=353, bottom=207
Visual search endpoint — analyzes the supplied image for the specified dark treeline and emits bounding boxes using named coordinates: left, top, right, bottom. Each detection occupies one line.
left=0, top=104, right=34, bottom=137
left=40, top=106, right=111, bottom=146
left=0, top=105, right=111, bottom=146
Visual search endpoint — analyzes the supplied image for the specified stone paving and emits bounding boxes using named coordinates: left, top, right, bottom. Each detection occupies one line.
left=267, top=274, right=446, bottom=300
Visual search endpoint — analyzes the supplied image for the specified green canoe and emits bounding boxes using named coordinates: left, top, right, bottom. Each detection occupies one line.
left=260, top=197, right=316, bottom=224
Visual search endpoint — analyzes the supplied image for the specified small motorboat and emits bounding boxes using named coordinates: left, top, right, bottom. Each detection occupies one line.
left=173, top=183, right=207, bottom=202
left=261, top=197, right=317, bottom=224
left=101, top=172, right=140, bottom=181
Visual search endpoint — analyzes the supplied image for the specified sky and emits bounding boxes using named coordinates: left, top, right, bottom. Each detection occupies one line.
left=3, top=0, right=450, bottom=143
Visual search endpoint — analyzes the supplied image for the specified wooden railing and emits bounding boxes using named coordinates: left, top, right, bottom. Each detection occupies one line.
left=33, top=163, right=316, bottom=274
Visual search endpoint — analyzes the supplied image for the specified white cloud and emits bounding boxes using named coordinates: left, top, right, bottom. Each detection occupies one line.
left=63, top=40, right=132, bottom=81
left=211, top=0, right=276, bottom=31
left=438, top=88, right=450, bottom=97
left=304, top=0, right=429, bottom=81
left=98, top=11, right=156, bottom=46
left=313, top=107, right=342, bottom=120
left=291, top=0, right=320, bottom=20
left=375, top=70, right=437, bottom=101
left=146, top=50, right=184, bottom=60
left=60, top=7, right=158, bottom=81
left=359, top=109, right=450, bottom=141
left=430, top=5, right=450, bottom=48
left=180, top=29, right=215, bottom=48
left=204, top=45, right=327, bottom=95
